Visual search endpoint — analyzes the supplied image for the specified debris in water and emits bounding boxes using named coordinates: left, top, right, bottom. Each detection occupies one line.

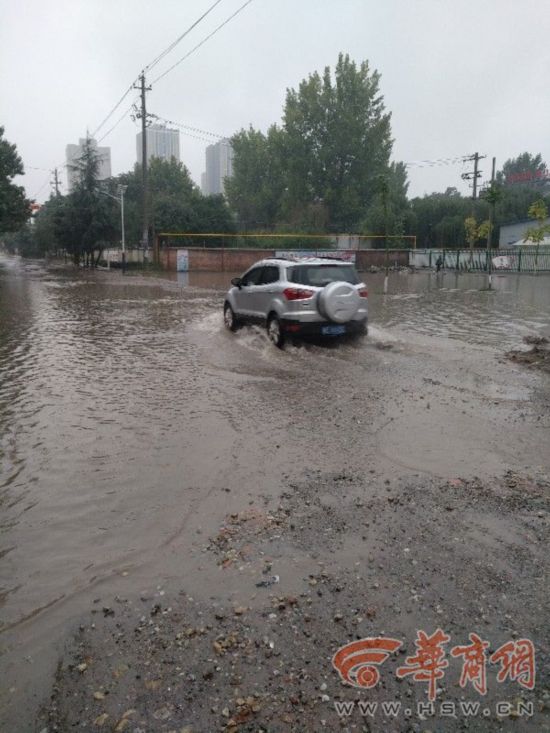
left=255, top=575, right=280, bottom=588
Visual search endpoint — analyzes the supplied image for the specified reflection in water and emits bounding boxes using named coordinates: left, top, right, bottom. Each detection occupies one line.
left=370, top=271, right=550, bottom=346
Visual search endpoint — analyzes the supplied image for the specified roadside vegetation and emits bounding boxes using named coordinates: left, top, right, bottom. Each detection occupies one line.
left=1, top=56, right=550, bottom=262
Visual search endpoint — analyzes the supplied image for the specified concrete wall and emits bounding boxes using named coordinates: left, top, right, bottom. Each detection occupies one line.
left=159, top=247, right=410, bottom=272
left=355, top=249, right=409, bottom=269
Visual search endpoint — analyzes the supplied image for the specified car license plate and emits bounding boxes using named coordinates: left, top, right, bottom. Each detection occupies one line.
left=322, top=325, right=346, bottom=336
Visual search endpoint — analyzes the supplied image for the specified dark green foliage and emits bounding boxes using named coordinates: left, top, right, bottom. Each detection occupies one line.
left=0, top=126, right=31, bottom=233
left=113, top=158, right=235, bottom=246
left=2, top=225, right=36, bottom=256
left=226, top=54, right=409, bottom=234
left=497, top=152, right=548, bottom=187
left=58, top=137, right=118, bottom=265
left=225, top=126, right=285, bottom=230
left=7, top=154, right=235, bottom=260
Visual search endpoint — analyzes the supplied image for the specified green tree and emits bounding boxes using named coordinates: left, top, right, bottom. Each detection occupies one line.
left=225, top=126, right=285, bottom=230
left=227, top=54, right=407, bottom=234
left=497, top=152, right=547, bottom=187
left=113, top=158, right=235, bottom=246
left=476, top=219, right=491, bottom=245
left=464, top=216, right=478, bottom=267
left=33, top=195, right=65, bottom=256
left=58, top=136, right=118, bottom=265
left=410, top=192, right=487, bottom=248
left=281, top=54, right=401, bottom=230
left=359, top=163, right=411, bottom=245
left=2, top=224, right=36, bottom=255
left=524, top=199, right=550, bottom=271
left=0, top=126, right=31, bottom=233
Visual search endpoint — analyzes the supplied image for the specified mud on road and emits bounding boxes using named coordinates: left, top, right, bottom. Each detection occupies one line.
left=0, top=261, right=549, bottom=732
left=43, top=471, right=549, bottom=733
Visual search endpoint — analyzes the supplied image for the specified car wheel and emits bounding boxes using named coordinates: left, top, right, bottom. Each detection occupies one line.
left=267, top=314, right=285, bottom=348
left=224, top=303, right=240, bottom=332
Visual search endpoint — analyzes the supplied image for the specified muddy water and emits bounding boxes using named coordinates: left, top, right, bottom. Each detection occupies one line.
left=173, top=267, right=550, bottom=346
left=1, top=255, right=549, bottom=730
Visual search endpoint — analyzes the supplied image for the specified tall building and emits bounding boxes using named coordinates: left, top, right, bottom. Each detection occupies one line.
left=136, top=124, right=180, bottom=165
left=66, top=138, right=111, bottom=191
left=201, top=139, right=233, bottom=196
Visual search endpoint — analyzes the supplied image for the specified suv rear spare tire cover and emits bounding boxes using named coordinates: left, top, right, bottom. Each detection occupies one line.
left=318, top=281, right=360, bottom=323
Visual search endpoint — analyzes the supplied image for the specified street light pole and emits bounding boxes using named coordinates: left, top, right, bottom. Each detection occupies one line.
left=99, top=185, right=127, bottom=272
left=118, top=184, right=127, bottom=273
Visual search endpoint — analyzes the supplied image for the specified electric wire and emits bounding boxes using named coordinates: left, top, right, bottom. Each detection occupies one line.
left=404, top=155, right=474, bottom=168
left=144, top=0, right=225, bottom=72
left=91, top=0, right=226, bottom=139
left=152, top=0, right=254, bottom=84
left=150, top=113, right=227, bottom=140
left=91, top=84, right=137, bottom=139
left=97, top=96, right=141, bottom=143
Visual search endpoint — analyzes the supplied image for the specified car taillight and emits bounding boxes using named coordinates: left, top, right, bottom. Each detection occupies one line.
left=283, top=288, right=315, bottom=300
left=358, top=288, right=368, bottom=298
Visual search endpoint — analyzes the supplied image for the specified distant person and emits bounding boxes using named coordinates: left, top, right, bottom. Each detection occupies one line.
left=435, top=255, right=443, bottom=272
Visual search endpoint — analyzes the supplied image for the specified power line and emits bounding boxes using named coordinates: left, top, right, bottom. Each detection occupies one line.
left=144, top=0, right=225, bottom=72
left=152, top=0, right=254, bottom=84
left=27, top=165, right=52, bottom=172
left=90, top=0, right=226, bottom=140
left=35, top=2, right=251, bottom=189
left=91, top=83, right=136, bottom=139
left=404, top=155, right=472, bottom=168
left=97, top=96, right=141, bottom=143
left=32, top=175, right=52, bottom=200
left=150, top=113, right=227, bottom=141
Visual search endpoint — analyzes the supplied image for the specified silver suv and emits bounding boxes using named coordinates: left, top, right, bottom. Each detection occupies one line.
left=223, top=257, right=368, bottom=347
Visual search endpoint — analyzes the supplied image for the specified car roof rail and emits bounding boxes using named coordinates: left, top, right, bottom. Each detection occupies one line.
left=312, top=255, right=350, bottom=261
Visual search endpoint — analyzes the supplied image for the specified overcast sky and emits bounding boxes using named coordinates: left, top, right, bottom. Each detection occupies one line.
left=2, top=0, right=549, bottom=205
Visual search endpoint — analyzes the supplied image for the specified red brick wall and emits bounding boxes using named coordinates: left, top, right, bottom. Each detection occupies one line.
left=159, top=247, right=410, bottom=272
left=172, top=248, right=277, bottom=272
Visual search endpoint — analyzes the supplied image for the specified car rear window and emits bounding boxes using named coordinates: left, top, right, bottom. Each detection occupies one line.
left=287, top=264, right=360, bottom=287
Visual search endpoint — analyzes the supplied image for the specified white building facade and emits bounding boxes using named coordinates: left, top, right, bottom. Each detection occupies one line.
left=136, top=124, right=180, bottom=165
left=202, top=139, right=234, bottom=196
left=66, top=138, right=111, bottom=191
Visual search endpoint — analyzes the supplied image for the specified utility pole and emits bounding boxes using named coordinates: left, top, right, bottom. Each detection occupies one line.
left=51, top=167, right=61, bottom=197
left=473, top=152, right=480, bottom=199
left=461, top=152, right=486, bottom=199
left=487, top=157, right=496, bottom=248
left=134, top=72, right=152, bottom=254
left=115, top=184, right=128, bottom=273
left=486, top=156, right=497, bottom=290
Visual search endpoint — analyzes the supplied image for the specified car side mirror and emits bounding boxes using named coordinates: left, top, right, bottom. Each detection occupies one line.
left=231, top=277, right=242, bottom=288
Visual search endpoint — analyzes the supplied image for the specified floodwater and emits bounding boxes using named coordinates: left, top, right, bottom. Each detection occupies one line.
left=172, top=268, right=550, bottom=347
left=0, top=254, right=549, bottom=730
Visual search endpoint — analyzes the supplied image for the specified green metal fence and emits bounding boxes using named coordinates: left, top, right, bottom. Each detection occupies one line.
left=411, top=247, right=550, bottom=272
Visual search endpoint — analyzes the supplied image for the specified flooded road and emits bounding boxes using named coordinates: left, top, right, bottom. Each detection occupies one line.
left=0, top=255, right=549, bottom=731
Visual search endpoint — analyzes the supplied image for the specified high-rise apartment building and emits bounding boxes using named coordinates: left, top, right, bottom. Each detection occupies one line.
left=136, top=124, right=180, bottom=165
left=201, top=139, right=233, bottom=196
left=66, top=138, right=112, bottom=191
